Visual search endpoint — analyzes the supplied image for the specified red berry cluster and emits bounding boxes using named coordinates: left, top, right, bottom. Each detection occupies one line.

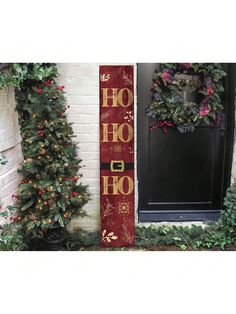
left=33, top=81, right=64, bottom=96
left=63, top=177, right=78, bottom=182
left=71, top=177, right=78, bottom=182
left=10, top=216, right=20, bottom=222
left=37, top=130, right=45, bottom=138
left=207, top=87, right=213, bottom=96
left=72, top=191, right=78, bottom=197
left=21, top=180, right=29, bottom=184
left=37, top=130, right=45, bottom=137
left=33, top=86, right=43, bottom=94
left=44, top=80, right=54, bottom=87
left=56, top=86, right=65, bottom=91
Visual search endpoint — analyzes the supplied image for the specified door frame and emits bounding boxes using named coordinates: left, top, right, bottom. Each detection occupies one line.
left=137, top=63, right=235, bottom=222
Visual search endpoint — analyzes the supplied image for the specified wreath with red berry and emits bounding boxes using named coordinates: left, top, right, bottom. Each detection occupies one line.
left=146, top=63, right=226, bottom=133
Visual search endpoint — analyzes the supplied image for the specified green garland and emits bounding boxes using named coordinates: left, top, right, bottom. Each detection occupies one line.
left=0, top=63, right=57, bottom=89
left=146, top=63, right=226, bottom=133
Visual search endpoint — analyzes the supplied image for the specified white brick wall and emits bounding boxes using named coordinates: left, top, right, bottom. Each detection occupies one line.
left=57, top=64, right=101, bottom=231
left=0, top=87, right=23, bottom=222
left=231, top=108, right=236, bottom=181
left=0, top=64, right=236, bottom=231
left=57, top=63, right=137, bottom=231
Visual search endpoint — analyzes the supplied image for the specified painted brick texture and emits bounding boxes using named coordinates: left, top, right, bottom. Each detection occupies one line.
left=0, top=87, right=23, bottom=223
left=56, top=63, right=137, bottom=231
left=56, top=64, right=100, bottom=231
left=231, top=108, right=236, bottom=181
left=1, top=64, right=236, bottom=231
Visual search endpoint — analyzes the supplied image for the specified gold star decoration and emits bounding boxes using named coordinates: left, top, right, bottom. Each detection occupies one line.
left=117, top=200, right=131, bottom=215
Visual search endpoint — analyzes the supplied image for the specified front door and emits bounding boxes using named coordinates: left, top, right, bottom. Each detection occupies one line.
left=137, top=63, right=235, bottom=222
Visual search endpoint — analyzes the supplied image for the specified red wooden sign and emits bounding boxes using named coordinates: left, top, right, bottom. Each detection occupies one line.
left=100, top=65, right=135, bottom=247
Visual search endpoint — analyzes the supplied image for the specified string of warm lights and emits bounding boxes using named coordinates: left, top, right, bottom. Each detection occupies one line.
left=11, top=63, right=91, bottom=236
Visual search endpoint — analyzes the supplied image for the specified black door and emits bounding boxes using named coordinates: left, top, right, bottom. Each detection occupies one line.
left=137, top=63, right=235, bottom=222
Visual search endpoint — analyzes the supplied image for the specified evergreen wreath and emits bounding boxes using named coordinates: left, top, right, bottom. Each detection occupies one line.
left=146, top=63, right=226, bottom=133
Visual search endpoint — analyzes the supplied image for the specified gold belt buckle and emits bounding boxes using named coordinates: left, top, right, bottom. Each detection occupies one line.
left=110, top=160, right=125, bottom=172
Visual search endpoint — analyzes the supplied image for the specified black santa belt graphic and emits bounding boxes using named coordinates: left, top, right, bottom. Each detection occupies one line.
left=101, top=160, right=134, bottom=172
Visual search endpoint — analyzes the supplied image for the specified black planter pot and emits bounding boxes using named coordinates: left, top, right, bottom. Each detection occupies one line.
left=42, top=225, right=68, bottom=251
left=28, top=225, right=68, bottom=251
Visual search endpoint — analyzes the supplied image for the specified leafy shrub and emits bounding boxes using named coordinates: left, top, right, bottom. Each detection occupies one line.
left=135, top=224, right=232, bottom=250
left=66, top=228, right=100, bottom=250
left=219, top=182, right=236, bottom=241
left=0, top=206, right=27, bottom=251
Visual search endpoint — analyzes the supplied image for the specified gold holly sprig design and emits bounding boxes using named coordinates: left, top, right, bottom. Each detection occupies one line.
left=124, top=110, right=134, bottom=123
left=101, top=197, right=115, bottom=218
left=101, top=229, right=118, bottom=243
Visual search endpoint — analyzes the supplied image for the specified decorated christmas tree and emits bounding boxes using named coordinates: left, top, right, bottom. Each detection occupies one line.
left=12, top=64, right=90, bottom=239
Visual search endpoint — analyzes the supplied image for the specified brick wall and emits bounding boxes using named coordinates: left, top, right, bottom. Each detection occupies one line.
left=0, top=64, right=235, bottom=231
left=231, top=109, right=236, bottom=181
left=57, top=63, right=137, bottom=231
left=56, top=64, right=100, bottom=231
left=0, top=87, right=22, bottom=222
